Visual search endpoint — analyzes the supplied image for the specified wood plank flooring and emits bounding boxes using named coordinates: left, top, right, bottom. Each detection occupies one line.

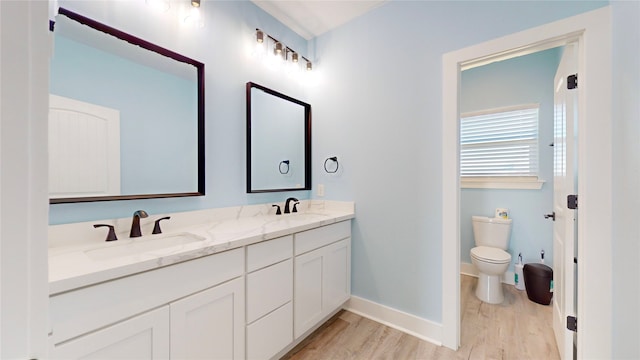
left=282, top=275, right=559, bottom=359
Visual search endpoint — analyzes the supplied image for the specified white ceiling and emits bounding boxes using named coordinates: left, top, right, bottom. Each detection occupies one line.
left=251, top=0, right=388, bottom=40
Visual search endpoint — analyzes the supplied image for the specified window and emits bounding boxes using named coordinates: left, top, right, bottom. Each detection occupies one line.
left=460, top=104, right=544, bottom=189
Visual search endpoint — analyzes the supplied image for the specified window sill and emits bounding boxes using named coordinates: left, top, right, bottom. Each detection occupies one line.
left=461, top=177, right=545, bottom=190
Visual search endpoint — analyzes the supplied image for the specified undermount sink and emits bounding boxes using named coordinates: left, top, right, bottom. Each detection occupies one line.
left=84, top=232, right=206, bottom=261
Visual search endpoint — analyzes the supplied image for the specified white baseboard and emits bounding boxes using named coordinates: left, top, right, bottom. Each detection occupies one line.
left=344, top=296, right=442, bottom=346
left=460, top=262, right=515, bottom=285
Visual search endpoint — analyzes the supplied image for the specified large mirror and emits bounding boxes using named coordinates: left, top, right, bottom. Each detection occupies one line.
left=246, top=82, right=311, bottom=193
left=49, top=8, right=205, bottom=204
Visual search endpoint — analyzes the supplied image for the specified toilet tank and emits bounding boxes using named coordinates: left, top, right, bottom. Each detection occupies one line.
left=472, top=216, right=512, bottom=249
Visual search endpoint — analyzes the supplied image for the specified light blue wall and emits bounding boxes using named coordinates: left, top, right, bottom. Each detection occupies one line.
left=611, top=1, right=640, bottom=358
left=309, top=1, right=606, bottom=322
left=460, top=48, right=561, bottom=270
left=49, top=0, right=311, bottom=224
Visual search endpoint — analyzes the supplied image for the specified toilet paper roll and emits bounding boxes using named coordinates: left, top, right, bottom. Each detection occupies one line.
left=495, top=208, right=509, bottom=219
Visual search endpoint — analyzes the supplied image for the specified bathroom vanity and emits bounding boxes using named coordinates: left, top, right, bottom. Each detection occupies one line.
left=48, top=201, right=354, bottom=359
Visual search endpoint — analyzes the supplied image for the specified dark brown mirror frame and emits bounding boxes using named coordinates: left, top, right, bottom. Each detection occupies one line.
left=246, top=82, right=311, bottom=193
left=49, top=8, right=205, bottom=204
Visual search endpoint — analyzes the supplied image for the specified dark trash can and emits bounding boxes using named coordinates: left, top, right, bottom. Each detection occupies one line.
left=523, top=263, right=553, bottom=305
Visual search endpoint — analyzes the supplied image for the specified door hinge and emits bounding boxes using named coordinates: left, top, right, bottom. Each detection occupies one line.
left=567, top=316, right=577, bottom=332
left=567, top=194, right=578, bottom=209
left=568, top=74, right=578, bottom=89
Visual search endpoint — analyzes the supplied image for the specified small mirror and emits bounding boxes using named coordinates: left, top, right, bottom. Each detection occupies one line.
left=246, top=82, right=311, bottom=193
left=49, top=8, right=205, bottom=203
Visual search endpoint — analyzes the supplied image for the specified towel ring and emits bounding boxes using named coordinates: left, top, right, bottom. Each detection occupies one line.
left=279, top=160, right=290, bottom=174
left=324, top=156, right=339, bottom=173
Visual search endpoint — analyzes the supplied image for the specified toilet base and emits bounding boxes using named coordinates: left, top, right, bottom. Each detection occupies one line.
left=475, top=273, right=504, bottom=304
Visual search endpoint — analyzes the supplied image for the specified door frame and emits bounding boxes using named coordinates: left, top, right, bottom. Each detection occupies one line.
left=0, top=1, right=50, bottom=358
left=441, top=6, right=612, bottom=358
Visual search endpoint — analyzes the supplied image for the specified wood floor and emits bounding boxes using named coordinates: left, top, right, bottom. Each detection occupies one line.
left=282, top=275, right=560, bottom=359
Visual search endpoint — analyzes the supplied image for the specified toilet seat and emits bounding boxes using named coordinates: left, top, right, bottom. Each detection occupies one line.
left=471, top=246, right=511, bottom=264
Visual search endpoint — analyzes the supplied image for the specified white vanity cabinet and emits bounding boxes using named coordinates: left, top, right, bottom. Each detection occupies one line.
left=49, top=214, right=354, bottom=360
left=294, top=221, right=351, bottom=339
left=49, top=248, right=245, bottom=360
left=245, top=235, right=293, bottom=360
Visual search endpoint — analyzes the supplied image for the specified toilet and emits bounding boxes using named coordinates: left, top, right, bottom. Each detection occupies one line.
left=470, top=215, right=512, bottom=304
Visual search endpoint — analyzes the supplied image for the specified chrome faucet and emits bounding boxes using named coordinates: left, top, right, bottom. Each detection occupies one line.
left=284, top=197, right=299, bottom=214
left=130, top=210, right=149, bottom=237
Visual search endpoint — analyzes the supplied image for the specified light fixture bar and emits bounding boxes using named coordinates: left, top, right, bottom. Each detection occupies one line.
left=255, top=28, right=313, bottom=70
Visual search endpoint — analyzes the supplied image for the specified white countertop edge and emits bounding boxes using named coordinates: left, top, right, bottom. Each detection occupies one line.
left=49, top=204, right=354, bottom=295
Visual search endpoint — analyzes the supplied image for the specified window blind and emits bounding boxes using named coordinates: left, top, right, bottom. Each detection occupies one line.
left=460, top=105, right=539, bottom=177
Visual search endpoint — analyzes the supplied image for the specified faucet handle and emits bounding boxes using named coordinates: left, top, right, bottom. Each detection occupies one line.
left=292, top=202, right=299, bottom=213
left=152, top=216, right=171, bottom=234
left=272, top=204, right=282, bottom=215
left=94, top=224, right=118, bottom=241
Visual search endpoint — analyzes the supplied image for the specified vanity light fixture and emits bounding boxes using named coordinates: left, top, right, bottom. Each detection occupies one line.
left=191, top=0, right=201, bottom=7
left=255, top=28, right=313, bottom=71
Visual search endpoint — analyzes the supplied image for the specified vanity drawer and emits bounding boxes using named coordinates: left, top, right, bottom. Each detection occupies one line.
left=246, top=235, right=292, bottom=272
left=246, top=258, right=292, bottom=323
left=246, top=302, right=293, bottom=360
left=50, top=248, right=243, bottom=345
left=294, top=221, right=351, bottom=255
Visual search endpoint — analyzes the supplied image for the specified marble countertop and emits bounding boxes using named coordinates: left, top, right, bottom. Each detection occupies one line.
left=49, top=201, right=354, bottom=295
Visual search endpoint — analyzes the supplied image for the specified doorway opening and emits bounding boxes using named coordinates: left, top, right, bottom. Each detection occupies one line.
left=441, top=6, right=613, bottom=359
left=457, top=43, right=573, bottom=360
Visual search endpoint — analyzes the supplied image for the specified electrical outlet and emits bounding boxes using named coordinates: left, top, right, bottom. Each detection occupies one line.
left=317, top=184, right=325, bottom=197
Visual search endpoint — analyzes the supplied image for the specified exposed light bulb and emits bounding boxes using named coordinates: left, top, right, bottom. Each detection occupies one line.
left=183, top=6, right=204, bottom=28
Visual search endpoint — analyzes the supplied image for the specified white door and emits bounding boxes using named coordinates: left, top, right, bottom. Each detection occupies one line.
left=49, top=94, right=121, bottom=198
left=552, top=42, right=578, bottom=360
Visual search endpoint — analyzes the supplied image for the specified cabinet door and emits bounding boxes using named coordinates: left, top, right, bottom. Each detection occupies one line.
left=323, top=238, right=351, bottom=312
left=171, top=277, right=245, bottom=360
left=294, top=247, right=324, bottom=338
left=51, top=306, right=170, bottom=360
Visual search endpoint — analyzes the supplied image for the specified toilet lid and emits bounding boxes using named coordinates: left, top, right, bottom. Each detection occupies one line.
left=471, top=246, right=511, bottom=263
